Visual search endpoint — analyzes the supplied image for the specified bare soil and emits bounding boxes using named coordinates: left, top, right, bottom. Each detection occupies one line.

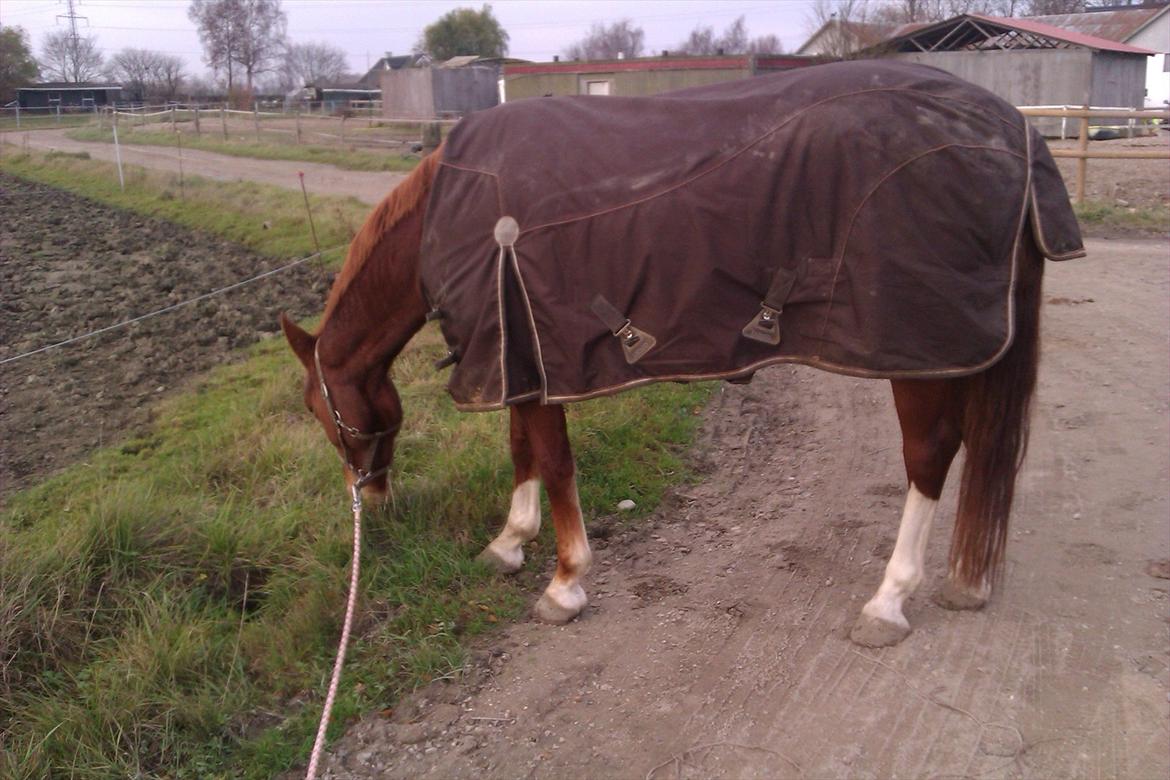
left=307, top=238, right=1169, bottom=779
left=0, top=174, right=330, bottom=496
left=1050, top=132, right=1170, bottom=212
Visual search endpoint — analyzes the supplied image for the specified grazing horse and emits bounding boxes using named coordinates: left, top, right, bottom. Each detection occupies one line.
left=281, top=62, right=1083, bottom=647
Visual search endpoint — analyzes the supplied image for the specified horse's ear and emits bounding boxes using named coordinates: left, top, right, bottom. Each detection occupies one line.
left=279, top=312, right=316, bottom=369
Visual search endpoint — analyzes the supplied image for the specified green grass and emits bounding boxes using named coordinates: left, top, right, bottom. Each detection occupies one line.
left=65, top=124, right=421, bottom=173
left=0, top=152, right=714, bottom=777
left=1074, top=199, right=1170, bottom=234
left=0, top=150, right=371, bottom=258
left=0, top=113, right=95, bottom=132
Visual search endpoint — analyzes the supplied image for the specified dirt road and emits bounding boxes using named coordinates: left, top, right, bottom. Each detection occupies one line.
left=0, top=128, right=405, bottom=205
left=310, top=237, right=1169, bottom=779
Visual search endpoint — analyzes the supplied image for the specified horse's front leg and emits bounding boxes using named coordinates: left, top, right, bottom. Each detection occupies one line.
left=517, top=401, right=592, bottom=624
left=478, top=407, right=542, bottom=574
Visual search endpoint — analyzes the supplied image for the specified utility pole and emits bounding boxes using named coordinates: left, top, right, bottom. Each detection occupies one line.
left=56, top=0, right=90, bottom=82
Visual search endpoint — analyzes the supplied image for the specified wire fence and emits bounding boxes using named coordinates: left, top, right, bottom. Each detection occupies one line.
left=0, top=244, right=345, bottom=367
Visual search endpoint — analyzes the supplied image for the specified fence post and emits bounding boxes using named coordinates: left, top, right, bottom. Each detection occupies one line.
left=339, top=115, right=346, bottom=146
left=99, top=106, right=105, bottom=131
left=1076, top=106, right=1089, bottom=205
left=170, top=105, right=177, bottom=132
left=56, top=103, right=61, bottom=124
left=193, top=107, right=201, bottom=135
left=221, top=104, right=228, bottom=140
left=295, top=109, right=302, bottom=144
left=253, top=101, right=261, bottom=143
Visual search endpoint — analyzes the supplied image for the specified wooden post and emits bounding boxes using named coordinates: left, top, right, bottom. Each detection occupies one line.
left=1076, top=106, right=1089, bottom=205
left=339, top=115, right=346, bottom=146
left=170, top=105, right=177, bottom=132
left=193, top=107, right=201, bottom=135
left=295, top=109, right=302, bottom=144
left=253, top=101, right=261, bottom=143
left=98, top=106, right=105, bottom=131
left=221, top=105, right=228, bottom=140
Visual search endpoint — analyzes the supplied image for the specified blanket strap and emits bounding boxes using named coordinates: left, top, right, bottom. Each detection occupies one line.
left=742, top=266, right=798, bottom=346
left=590, top=295, right=657, bottom=365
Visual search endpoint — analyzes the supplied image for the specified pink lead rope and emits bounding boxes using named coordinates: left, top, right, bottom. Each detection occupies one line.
left=306, top=484, right=364, bottom=780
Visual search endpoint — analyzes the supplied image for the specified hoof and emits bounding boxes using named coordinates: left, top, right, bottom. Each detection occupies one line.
left=476, top=542, right=523, bottom=575
left=934, top=579, right=989, bottom=611
left=850, top=613, right=911, bottom=648
left=534, top=584, right=587, bottom=625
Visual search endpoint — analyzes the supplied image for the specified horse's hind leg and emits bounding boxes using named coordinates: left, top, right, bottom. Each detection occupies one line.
left=850, top=379, right=962, bottom=648
left=515, top=401, right=592, bottom=624
left=478, top=407, right=542, bottom=574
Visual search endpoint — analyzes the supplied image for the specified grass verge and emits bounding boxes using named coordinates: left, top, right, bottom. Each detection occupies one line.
left=0, top=152, right=713, bottom=777
left=1074, top=199, right=1170, bottom=236
left=65, top=124, right=420, bottom=173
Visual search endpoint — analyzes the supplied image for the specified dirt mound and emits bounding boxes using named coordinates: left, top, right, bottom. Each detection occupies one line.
left=0, top=173, right=329, bottom=497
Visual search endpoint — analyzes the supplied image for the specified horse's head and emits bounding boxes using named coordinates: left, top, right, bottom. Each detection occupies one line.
left=280, top=313, right=402, bottom=503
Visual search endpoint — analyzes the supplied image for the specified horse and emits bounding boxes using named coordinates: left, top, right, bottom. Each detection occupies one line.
left=280, top=61, right=1083, bottom=647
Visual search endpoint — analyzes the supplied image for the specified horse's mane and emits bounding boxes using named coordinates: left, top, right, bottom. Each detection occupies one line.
left=321, top=145, right=443, bottom=322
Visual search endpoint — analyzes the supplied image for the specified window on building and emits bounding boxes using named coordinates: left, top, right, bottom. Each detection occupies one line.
left=584, top=80, right=612, bottom=96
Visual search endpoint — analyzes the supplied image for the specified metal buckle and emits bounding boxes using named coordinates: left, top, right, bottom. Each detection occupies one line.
left=615, top=320, right=656, bottom=364
left=741, top=305, right=782, bottom=346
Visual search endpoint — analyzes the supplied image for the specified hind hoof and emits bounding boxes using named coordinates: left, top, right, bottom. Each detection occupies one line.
left=477, top=542, right=523, bottom=575
left=934, top=579, right=989, bottom=611
left=850, top=613, right=911, bottom=648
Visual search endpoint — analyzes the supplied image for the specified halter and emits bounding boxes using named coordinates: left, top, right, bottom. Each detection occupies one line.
left=312, top=343, right=399, bottom=491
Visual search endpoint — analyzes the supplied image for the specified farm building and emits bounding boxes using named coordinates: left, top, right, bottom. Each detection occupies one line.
left=796, top=20, right=898, bottom=56
left=501, top=54, right=818, bottom=102
left=17, top=83, right=121, bottom=110
left=1025, top=2, right=1169, bottom=107
left=867, top=14, right=1156, bottom=134
left=380, top=56, right=502, bottom=119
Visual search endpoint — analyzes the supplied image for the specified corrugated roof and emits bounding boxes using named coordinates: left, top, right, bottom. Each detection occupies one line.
left=876, top=13, right=1157, bottom=54
left=972, top=13, right=1157, bottom=53
left=1025, top=6, right=1167, bottom=44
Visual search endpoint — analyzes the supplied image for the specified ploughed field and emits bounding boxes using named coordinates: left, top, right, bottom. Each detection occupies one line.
left=0, top=173, right=328, bottom=495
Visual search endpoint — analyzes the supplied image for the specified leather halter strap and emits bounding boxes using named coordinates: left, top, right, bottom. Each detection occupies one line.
left=313, top=343, right=399, bottom=489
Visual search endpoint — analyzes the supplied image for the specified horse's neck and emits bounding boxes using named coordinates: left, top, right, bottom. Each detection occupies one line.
left=318, top=239, right=427, bottom=379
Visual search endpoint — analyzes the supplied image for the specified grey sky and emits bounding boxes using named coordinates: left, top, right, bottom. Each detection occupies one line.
left=2, top=0, right=822, bottom=79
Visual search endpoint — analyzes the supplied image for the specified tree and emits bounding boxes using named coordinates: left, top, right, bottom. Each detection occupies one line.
left=40, top=29, right=103, bottom=82
left=676, top=16, right=783, bottom=55
left=281, top=40, right=348, bottom=90
left=107, top=48, right=185, bottom=101
left=0, top=26, right=39, bottom=103
left=188, top=0, right=286, bottom=92
left=564, top=20, right=644, bottom=60
left=419, top=5, right=509, bottom=60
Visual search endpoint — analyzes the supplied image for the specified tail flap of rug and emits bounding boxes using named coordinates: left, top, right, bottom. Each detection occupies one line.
left=1029, top=126, right=1087, bottom=261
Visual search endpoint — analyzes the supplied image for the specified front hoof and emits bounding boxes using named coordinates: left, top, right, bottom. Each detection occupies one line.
left=534, top=584, right=587, bottom=625
left=934, top=579, right=989, bottom=611
left=477, top=542, right=524, bottom=575
left=850, top=613, right=911, bottom=648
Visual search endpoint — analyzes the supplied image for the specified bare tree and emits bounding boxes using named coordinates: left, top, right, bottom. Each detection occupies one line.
left=107, top=48, right=186, bottom=101
left=564, top=20, right=645, bottom=60
left=676, top=16, right=782, bottom=55
left=805, top=0, right=877, bottom=57
left=188, top=0, right=286, bottom=93
left=39, top=29, right=103, bottom=82
left=234, top=0, right=287, bottom=90
left=281, top=40, right=348, bottom=90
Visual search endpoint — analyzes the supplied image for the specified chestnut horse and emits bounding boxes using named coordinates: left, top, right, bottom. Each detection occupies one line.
left=280, top=146, right=1043, bottom=648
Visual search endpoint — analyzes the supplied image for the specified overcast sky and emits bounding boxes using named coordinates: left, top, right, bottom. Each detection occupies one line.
left=2, top=0, right=823, bottom=79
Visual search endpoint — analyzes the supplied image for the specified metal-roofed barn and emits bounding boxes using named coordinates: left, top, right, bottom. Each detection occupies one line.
left=868, top=14, right=1156, bottom=134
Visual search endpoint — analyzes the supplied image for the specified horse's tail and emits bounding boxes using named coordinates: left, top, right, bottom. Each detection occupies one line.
left=951, top=231, right=1045, bottom=588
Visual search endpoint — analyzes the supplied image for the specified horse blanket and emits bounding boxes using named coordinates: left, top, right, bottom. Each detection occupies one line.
left=419, top=60, right=1085, bottom=411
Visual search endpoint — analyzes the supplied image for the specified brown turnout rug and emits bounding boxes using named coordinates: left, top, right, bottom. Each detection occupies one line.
left=419, top=60, right=1084, bottom=410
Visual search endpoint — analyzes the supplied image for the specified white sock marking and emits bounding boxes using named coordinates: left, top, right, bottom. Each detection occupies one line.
left=861, top=484, right=938, bottom=627
left=484, top=478, right=541, bottom=570
left=542, top=477, right=592, bottom=613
